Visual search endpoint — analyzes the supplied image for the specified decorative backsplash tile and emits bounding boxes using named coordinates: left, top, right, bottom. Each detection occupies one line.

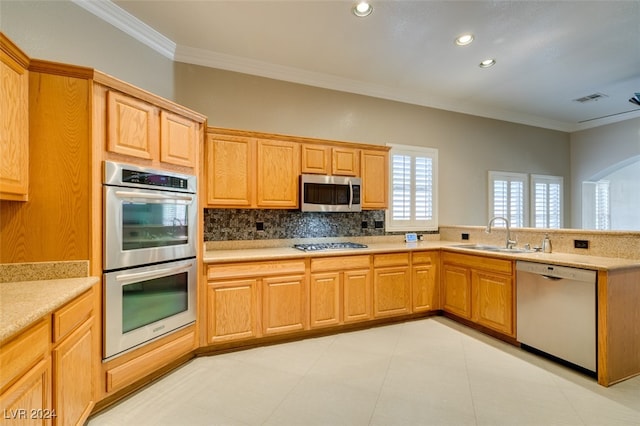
left=204, top=209, right=387, bottom=241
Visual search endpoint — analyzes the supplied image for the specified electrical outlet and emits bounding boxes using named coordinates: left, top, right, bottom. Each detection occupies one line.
left=574, top=239, right=589, bottom=249
left=374, top=220, right=384, bottom=229
left=256, top=222, right=264, bottom=232
left=461, top=233, right=470, bottom=240
left=361, top=221, right=368, bottom=229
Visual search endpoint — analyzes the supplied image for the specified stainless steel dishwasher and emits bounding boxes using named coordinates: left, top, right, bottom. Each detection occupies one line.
left=516, top=261, right=597, bottom=374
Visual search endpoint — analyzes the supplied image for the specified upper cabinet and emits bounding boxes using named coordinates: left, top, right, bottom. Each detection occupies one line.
left=206, top=127, right=389, bottom=210
left=301, top=144, right=359, bottom=176
left=361, top=149, right=389, bottom=209
left=105, top=89, right=201, bottom=169
left=206, top=133, right=299, bottom=209
left=0, top=33, right=30, bottom=201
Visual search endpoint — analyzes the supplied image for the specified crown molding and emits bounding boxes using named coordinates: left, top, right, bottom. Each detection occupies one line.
left=71, top=0, right=175, bottom=60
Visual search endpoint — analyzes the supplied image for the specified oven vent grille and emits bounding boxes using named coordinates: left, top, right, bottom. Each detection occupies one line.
left=573, top=93, right=608, bottom=103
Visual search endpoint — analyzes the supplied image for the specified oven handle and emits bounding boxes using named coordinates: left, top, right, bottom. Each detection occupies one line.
left=115, top=263, right=194, bottom=284
left=114, top=191, right=195, bottom=203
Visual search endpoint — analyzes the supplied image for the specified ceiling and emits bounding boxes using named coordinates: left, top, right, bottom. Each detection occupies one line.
left=82, top=0, right=640, bottom=132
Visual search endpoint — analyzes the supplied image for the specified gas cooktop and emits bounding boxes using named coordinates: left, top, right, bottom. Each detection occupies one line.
left=293, top=242, right=368, bottom=252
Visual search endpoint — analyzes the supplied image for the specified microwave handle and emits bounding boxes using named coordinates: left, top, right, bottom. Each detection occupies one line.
left=115, top=263, right=194, bottom=285
left=349, top=181, right=353, bottom=209
left=114, top=191, right=194, bottom=203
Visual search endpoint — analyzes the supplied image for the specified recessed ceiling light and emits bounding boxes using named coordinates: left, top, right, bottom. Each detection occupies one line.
left=353, top=1, right=373, bottom=17
left=479, top=59, right=496, bottom=68
left=455, top=34, right=474, bottom=46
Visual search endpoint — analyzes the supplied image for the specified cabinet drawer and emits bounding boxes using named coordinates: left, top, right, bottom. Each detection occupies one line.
left=208, top=260, right=306, bottom=280
left=0, top=318, right=50, bottom=392
left=442, top=252, right=512, bottom=275
left=412, top=251, right=438, bottom=265
left=311, top=255, right=370, bottom=272
left=373, top=253, right=409, bottom=268
left=53, top=288, right=94, bottom=343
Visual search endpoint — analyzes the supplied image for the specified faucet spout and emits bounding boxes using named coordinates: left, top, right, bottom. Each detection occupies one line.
left=486, top=216, right=516, bottom=249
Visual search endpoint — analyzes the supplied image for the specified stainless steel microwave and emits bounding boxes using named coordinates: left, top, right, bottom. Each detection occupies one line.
left=300, top=174, right=362, bottom=212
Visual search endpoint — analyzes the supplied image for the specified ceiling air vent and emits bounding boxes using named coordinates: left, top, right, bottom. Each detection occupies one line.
left=573, top=93, right=609, bottom=103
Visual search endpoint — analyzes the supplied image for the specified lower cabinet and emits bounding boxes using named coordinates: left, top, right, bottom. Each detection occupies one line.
left=373, top=253, right=411, bottom=318
left=309, top=255, right=372, bottom=328
left=206, top=260, right=307, bottom=342
left=442, top=252, right=515, bottom=337
left=412, top=251, right=440, bottom=312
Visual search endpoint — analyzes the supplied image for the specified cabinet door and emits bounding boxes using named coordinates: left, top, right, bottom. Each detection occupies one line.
left=206, top=134, right=255, bottom=207
left=256, top=139, right=300, bottom=208
left=52, top=319, right=94, bottom=426
left=0, top=358, right=51, bottom=426
left=207, top=279, right=259, bottom=343
left=107, top=90, right=158, bottom=160
left=361, top=149, right=388, bottom=209
left=309, top=272, right=341, bottom=329
left=373, top=266, right=411, bottom=318
left=0, top=36, right=29, bottom=201
left=343, top=269, right=372, bottom=323
left=472, top=270, right=514, bottom=336
left=412, top=252, right=440, bottom=312
left=332, top=147, right=359, bottom=176
left=442, top=264, right=471, bottom=319
left=160, top=110, right=197, bottom=167
left=262, top=275, right=306, bottom=335
left=301, top=144, right=331, bottom=174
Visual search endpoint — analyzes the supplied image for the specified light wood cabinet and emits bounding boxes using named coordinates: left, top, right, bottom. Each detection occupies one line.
left=0, top=33, right=30, bottom=201
left=361, top=149, right=389, bottom=209
left=206, top=278, right=260, bottom=344
left=301, top=145, right=359, bottom=176
left=256, top=139, right=300, bottom=208
left=309, top=255, right=372, bottom=328
left=106, top=90, right=199, bottom=168
left=262, top=274, right=307, bottom=335
left=442, top=252, right=514, bottom=336
left=0, top=319, right=51, bottom=424
left=206, top=134, right=299, bottom=208
left=412, top=251, right=440, bottom=312
left=206, top=134, right=255, bottom=207
left=51, top=288, right=96, bottom=426
left=309, top=272, right=341, bottom=328
left=373, top=253, right=411, bottom=317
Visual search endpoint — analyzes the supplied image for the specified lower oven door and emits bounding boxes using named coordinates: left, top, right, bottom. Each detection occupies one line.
left=103, top=258, right=196, bottom=360
left=104, top=185, right=197, bottom=271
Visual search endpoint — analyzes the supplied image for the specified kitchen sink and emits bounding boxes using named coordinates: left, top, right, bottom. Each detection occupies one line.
left=451, top=244, right=534, bottom=254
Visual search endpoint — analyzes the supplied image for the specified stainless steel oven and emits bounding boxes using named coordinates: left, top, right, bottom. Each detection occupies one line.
left=103, top=258, right=196, bottom=359
left=102, top=161, right=198, bottom=360
left=103, top=161, right=197, bottom=270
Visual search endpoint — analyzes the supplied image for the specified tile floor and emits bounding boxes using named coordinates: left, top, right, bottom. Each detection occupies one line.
left=87, top=317, right=640, bottom=426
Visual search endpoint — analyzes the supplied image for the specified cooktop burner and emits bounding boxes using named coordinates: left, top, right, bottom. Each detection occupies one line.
left=293, top=242, right=368, bottom=252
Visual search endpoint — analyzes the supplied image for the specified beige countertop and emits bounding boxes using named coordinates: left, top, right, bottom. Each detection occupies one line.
left=203, top=240, right=640, bottom=271
left=0, top=276, right=99, bottom=343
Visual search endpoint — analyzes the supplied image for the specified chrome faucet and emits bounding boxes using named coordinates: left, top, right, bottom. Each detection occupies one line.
left=486, top=216, right=517, bottom=249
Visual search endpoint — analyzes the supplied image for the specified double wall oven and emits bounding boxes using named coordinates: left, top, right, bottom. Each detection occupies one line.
left=102, top=161, right=197, bottom=360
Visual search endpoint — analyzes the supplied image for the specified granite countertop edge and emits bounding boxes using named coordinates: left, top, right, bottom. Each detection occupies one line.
left=203, top=241, right=640, bottom=272
left=0, top=276, right=100, bottom=343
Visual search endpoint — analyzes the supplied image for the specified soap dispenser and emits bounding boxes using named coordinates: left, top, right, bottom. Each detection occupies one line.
left=542, top=233, right=552, bottom=253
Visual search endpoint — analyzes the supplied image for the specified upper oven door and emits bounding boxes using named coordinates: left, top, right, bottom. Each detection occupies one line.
left=104, top=186, right=197, bottom=271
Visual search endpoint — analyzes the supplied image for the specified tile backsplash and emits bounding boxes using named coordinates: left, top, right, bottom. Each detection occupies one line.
left=204, top=209, right=386, bottom=241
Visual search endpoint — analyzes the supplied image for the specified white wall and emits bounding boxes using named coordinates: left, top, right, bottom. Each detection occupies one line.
left=570, top=117, right=640, bottom=228
left=0, top=0, right=174, bottom=99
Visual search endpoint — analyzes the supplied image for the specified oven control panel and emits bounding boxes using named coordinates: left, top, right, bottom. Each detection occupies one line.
left=122, top=169, right=188, bottom=190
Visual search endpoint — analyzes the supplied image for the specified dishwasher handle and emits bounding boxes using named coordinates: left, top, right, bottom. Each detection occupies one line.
left=541, top=274, right=563, bottom=281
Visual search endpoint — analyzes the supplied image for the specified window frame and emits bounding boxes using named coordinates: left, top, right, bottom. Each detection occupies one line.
left=488, top=171, right=529, bottom=227
left=385, top=144, right=438, bottom=232
left=531, top=174, right=563, bottom=229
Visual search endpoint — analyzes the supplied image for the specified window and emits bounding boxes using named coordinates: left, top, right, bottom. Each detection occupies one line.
left=488, top=171, right=528, bottom=227
left=531, top=175, right=563, bottom=228
left=386, top=144, right=438, bottom=231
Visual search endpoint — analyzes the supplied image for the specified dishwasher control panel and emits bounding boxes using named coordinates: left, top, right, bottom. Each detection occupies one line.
left=516, top=261, right=596, bottom=282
